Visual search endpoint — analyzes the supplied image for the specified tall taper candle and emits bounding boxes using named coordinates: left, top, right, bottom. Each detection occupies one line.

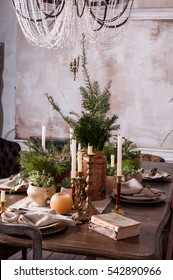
left=42, top=125, right=46, bottom=150
left=1, top=190, right=5, bottom=202
left=111, top=154, right=115, bottom=167
left=117, top=135, right=122, bottom=176
left=87, top=144, right=93, bottom=155
left=77, top=150, right=82, bottom=172
left=71, top=139, right=76, bottom=178
left=69, top=127, right=74, bottom=154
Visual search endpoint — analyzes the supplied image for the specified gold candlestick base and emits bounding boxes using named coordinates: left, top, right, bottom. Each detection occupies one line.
left=112, top=175, right=124, bottom=215
left=72, top=154, right=99, bottom=223
left=0, top=201, right=7, bottom=214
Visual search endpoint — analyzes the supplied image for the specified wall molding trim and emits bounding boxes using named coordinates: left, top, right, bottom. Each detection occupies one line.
left=131, top=8, right=173, bottom=20
left=139, top=147, right=173, bottom=163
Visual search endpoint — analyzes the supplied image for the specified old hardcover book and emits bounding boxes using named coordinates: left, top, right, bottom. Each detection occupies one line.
left=89, top=212, right=141, bottom=240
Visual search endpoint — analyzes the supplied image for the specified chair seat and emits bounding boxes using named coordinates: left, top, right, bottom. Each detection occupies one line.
left=141, top=154, right=165, bottom=162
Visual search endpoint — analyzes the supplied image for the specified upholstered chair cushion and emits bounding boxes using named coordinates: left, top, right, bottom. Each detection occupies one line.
left=0, top=138, right=21, bottom=178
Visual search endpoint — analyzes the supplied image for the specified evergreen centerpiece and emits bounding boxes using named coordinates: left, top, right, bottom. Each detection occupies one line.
left=45, top=34, right=120, bottom=151
left=45, top=34, right=120, bottom=200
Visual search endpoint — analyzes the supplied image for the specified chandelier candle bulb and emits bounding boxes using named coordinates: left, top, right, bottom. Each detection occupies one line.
left=41, top=125, right=46, bottom=150
left=78, top=151, right=83, bottom=172
left=71, top=139, right=77, bottom=178
left=1, top=190, right=5, bottom=202
left=117, top=136, right=122, bottom=176
left=111, top=154, right=115, bottom=167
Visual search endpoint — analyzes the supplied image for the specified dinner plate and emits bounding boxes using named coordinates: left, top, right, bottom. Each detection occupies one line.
left=111, top=193, right=166, bottom=204
left=38, top=222, right=60, bottom=230
left=142, top=170, right=170, bottom=180
left=39, top=221, right=68, bottom=235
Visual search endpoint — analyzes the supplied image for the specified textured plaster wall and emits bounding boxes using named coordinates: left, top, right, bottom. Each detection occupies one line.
left=0, top=0, right=173, bottom=152
left=0, top=0, right=17, bottom=139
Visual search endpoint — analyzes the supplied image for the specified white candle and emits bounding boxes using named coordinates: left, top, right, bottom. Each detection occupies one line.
left=77, top=151, right=82, bottom=172
left=42, top=125, right=46, bottom=150
left=71, top=139, right=76, bottom=178
left=87, top=144, right=93, bottom=155
left=117, top=135, right=122, bottom=176
left=78, top=143, right=81, bottom=151
left=69, top=127, right=74, bottom=154
left=1, top=190, right=5, bottom=202
left=110, top=154, right=115, bottom=167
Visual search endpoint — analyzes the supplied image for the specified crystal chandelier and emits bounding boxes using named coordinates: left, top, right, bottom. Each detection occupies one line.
left=11, top=0, right=134, bottom=49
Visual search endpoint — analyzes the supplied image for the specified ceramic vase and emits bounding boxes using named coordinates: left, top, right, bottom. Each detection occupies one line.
left=27, top=184, right=56, bottom=206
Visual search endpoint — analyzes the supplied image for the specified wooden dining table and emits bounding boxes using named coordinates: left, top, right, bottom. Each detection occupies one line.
left=0, top=161, right=173, bottom=260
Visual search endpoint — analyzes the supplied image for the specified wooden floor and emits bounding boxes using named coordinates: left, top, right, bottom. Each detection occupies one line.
left=7, top=249, right=105, bottom=260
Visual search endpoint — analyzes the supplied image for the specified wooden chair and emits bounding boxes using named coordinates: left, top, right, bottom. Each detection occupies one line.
left=0, top=222, right=42, bottom=260
left=0, top=138, right=21, bottom=178
left=141, top=154, right=165, bottom=162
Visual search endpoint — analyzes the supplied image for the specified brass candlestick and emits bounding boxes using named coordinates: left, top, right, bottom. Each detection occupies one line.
left=74, top=172, right=86, bottom=211
left=71, top=177, right=76, bottom=204
left=0, top=201, right=7, bottom=214
left=112, top=175, right=124, bottom=215
left=80, top=154, right=99, bottom=221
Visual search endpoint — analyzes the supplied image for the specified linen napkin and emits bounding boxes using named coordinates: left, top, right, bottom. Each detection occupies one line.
left=115, top=178, right=165, bottom=198
left=0, top=174, right=28, bottom=192
left=1, top=211, right=75, bottom=227
left=143, top=168, right=170, bottom=180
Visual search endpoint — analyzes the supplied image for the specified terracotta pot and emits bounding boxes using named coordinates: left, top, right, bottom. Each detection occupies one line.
left=27, top=184, right=56, bottom=206
left=82, top=151, right=107, bottom=201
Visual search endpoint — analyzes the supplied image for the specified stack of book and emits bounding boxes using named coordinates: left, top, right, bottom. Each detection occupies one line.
left=89, top=212, right=141, bottom=240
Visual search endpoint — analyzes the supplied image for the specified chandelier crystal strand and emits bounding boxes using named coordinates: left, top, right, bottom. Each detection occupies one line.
left=11, top=0, right=134, bottom=49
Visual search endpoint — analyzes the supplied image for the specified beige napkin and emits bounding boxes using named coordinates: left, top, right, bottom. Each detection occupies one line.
left=1, top=211, right=75, bottom=227
left=117, top=178, right=164, bottom=198
left=0, top=174, right=28, bottom=192
left=121, top=178, right=143, bottom=195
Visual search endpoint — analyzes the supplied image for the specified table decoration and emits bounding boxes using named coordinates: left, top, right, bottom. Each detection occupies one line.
left=50, top=192, right=73, bottom=215
left=72, top=153, right=99, bottom=223
left=26, top=170, right=56, bottom=206
left=111, top=178, right=166, bottom=204
left=112, top=136, right=124, bottom=215
left=45, top=35, right=120, bottom=202
left=18, top=138, right=71, bottom=189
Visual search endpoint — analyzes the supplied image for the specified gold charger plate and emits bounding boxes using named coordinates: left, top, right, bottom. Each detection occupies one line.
left=40, top=221, right=68, bottom=235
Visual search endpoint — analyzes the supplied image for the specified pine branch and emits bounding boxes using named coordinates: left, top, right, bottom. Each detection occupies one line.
left=81, top=34, right=93, bottom=95
left=45, top=93, right=75, bottom=127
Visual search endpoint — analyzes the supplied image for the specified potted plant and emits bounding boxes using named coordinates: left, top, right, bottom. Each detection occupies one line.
left=45, top=34, right=120, bottom=200
left=19, top=138, right=71, bottom=188
left=27, top=170, right=56, bottom=206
